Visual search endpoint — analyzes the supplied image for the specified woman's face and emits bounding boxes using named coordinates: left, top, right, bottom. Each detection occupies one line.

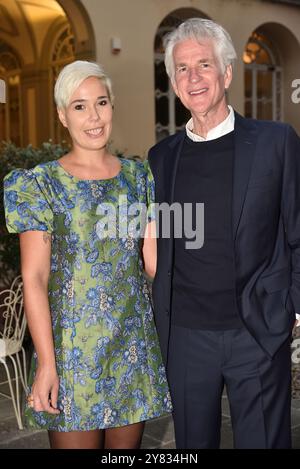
left=58, top=76, right=113, bottom=152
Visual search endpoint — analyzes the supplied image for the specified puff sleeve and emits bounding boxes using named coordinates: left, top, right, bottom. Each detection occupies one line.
left=4, top=169, right=53, bottom=234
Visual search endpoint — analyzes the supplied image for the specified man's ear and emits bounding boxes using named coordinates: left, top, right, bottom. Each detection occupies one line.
left=224, top=64, right=233, bottom=90
left=57, top=108, right=68, bottom=128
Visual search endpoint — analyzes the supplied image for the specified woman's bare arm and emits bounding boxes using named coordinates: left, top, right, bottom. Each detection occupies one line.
left=20, top=231, right=59, bottom=414
left=142, top=220, right=157, bottom=279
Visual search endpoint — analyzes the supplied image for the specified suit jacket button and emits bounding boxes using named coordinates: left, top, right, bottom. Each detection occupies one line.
left=167, top=271, right=171, bottom=276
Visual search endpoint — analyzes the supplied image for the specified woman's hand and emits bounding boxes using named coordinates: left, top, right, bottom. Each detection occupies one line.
left=30, top=365, right=60, bottom=415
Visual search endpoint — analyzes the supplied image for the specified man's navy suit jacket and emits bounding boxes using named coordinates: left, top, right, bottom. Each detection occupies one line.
left=148, top=112, right=300, bottom=366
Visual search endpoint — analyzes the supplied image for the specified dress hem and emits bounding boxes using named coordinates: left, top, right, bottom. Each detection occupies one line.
left=24, top=409, right=172, bottom=432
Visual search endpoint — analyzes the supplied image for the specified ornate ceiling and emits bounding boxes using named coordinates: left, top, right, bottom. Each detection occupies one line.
left=0, top=0, right=67, bottom=64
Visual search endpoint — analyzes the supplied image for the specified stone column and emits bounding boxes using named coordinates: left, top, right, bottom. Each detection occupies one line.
left=0, top=79, right=6, bottom=103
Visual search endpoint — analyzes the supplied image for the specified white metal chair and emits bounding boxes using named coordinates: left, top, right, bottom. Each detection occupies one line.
left=0, top=276, right=27, bottom=429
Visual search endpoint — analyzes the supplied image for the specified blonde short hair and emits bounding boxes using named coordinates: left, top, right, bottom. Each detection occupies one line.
left=54, top=60, right=114, bottom=109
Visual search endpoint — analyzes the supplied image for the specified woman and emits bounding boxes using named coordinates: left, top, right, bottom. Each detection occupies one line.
left=4, top=60, right=171, bottom=449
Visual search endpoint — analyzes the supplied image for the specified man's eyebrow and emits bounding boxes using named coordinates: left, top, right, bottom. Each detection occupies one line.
left=175, top=58, right=212, bottom=68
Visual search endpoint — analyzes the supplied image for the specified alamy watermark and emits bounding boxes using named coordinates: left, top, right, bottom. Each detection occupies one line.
left=291, top=79, right=300, bottom=104
left=292, top=338, right=300, bottom=364
left=95, top=196, right=204, bottom=250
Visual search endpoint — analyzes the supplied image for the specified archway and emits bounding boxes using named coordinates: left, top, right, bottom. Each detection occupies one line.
left=57, top=0, right=95, bottom=60
left=243, top=22, right=300, bottom=124
left=0, top=0, right=96, bottom=146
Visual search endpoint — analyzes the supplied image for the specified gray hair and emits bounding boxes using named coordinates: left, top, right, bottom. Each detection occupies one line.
left=164, top=18, right=237, bottom=81
left=54, top=60, right=114, bottom=109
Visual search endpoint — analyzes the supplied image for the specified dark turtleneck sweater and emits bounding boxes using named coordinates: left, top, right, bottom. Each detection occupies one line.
left=171, top=131, right=242, bottom=330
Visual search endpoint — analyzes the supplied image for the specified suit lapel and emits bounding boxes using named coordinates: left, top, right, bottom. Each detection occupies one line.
left=165, top=131, right=186, bottom=204
left=232, top=113, right=258, bottom=240
left=162, top=131, right=185, bottom=266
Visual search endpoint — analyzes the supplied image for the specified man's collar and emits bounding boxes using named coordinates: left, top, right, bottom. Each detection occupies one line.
left=186, top=105, right=235, bottom=142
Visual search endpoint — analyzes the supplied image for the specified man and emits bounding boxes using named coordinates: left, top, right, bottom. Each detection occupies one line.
left=148, top=18, right=300, bottom=449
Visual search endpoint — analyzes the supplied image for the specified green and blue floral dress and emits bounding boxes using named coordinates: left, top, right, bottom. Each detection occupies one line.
left=4, top=158, right=171, bottom=431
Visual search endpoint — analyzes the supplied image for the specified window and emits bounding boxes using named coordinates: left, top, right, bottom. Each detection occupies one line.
left=244, top=32, right=282, bottom=121
left=50, top=25, right=75, bottom=144
left=154, top=16, right=190, bottom=141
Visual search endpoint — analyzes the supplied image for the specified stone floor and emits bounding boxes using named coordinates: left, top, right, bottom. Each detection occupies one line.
left=1, top=378, right=300, bottom=449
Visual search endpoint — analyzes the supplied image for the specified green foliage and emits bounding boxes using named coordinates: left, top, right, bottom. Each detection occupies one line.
left=0, top=141, right=68, bottom=287
left=112, top=146, right=141, bottom=161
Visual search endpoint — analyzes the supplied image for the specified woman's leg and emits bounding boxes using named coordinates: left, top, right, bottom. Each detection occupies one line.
left=48, top=429, right=105, bottom=449
left=104, top=421, right=145, bottom=449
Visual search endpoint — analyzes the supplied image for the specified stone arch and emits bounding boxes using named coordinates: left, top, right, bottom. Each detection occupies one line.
left=243, top=22, right=300, bottom=125
left=0, top=0, right=96, bottom=145
left=38, top=0, right=96, bottom=143
left=56, top=0, right=96, bottom=59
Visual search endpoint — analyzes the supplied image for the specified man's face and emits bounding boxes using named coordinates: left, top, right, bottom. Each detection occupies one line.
left=172, top=38, right=232, bottom=120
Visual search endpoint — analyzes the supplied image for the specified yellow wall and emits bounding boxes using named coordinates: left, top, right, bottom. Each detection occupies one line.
left=1, top=0, right=299, bottom=153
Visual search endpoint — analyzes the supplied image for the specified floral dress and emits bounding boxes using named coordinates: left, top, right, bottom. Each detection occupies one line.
left=4, top=158, right=171, bottom=431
